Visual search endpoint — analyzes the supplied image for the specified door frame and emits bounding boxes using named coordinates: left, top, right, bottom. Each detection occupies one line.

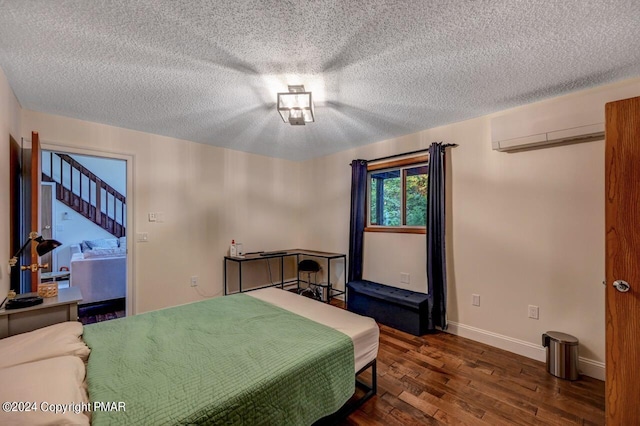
left=30, top=131, right=41, bottom=291
left=38, top=139, right=136, bottom=316
left=41, top=182, right=56, bottom=273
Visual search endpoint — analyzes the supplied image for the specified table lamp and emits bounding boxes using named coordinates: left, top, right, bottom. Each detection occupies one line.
left=5, top=232, right=61, bottom=310
left=8, top=231, right=61, bottom=272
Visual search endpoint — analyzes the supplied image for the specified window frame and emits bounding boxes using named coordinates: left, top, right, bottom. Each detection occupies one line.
left=365, top=155, right=429, bottom=234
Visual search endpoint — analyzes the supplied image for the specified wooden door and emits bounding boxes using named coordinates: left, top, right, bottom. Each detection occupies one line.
left=30, top=131, right=41, bottom=292
left=605, top=96, right=640, bottom=423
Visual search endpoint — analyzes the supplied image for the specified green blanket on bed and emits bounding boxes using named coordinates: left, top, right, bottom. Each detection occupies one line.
left=83, top=293, right=354, bottom=425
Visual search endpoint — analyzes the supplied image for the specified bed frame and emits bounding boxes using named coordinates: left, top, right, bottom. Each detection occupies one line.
left=317, top=359, right=377, bottom=424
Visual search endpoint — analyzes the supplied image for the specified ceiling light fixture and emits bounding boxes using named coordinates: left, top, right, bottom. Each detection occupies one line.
left=277, top=85, right=314, bottom=125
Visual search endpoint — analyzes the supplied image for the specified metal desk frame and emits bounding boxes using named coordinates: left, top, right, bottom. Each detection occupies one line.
left=224, top=249, right=347, bottom=303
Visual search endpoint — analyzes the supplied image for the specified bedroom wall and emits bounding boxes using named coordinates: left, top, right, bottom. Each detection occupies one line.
left=299, top=77, right=640, bottom=378
left=21, top=110, right=302, bottom=314
left=0, top=65, right=22, bottom=298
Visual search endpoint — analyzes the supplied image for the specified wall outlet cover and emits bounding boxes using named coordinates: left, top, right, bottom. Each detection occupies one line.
left=472, top=294, right=480, bottom=306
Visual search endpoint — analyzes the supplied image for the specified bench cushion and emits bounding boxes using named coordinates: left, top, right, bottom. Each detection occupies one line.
left=347, top=280, right=429, bottom=309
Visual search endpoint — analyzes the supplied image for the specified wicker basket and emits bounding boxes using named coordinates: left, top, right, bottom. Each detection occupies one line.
left=38, top=282, right=59, bottom=298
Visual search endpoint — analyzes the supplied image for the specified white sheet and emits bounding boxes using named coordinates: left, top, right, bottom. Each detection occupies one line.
left=247, top=288, right=379, bottom=372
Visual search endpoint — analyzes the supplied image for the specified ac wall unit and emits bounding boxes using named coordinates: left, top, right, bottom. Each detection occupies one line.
left=491, top=94, right=606, bottom=152
left=492, top=123, right=604, bottom=152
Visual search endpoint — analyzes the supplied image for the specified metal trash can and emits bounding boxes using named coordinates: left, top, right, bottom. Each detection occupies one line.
left=542, top=331, right=579, bottom=380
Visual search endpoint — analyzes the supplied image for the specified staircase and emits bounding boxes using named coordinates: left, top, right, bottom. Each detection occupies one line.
left=42, top=152, right=126, bottom=238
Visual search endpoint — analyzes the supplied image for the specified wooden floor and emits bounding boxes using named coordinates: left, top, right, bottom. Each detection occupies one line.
left=78, top=298, right=126, bottom=325
left=328, top=301, right=605, bottom=425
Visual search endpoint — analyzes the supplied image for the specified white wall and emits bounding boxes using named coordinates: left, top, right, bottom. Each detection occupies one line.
left=300, top=78, right=640, bottom=377
left=0, top=66, right=22, bottom=298
left=22, top=110, right=302, bottom=314
left=365, top=233, right=427, bottom=293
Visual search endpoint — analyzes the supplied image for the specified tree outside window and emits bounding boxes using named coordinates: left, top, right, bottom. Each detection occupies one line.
left=367, top=159, right=428, bottom=233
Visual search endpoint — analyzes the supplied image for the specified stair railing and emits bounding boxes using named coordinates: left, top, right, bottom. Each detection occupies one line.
left=41, top=152, right=126, bottom=238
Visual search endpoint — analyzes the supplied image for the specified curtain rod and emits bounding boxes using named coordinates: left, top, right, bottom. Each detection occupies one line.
left=349, top=143, right=458, bottom=166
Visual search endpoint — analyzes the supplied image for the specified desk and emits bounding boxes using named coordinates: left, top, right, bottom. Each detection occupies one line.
left=0, top=287, right=83, bottom=338
left=224, top=249, right=347, bottom=303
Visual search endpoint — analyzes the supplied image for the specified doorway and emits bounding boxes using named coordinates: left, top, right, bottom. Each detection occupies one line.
left=41, top=149, right=128, bottom=324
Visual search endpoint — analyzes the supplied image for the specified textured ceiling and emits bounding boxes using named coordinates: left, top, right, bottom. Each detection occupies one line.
left=1, top=1, right=639, bottom=161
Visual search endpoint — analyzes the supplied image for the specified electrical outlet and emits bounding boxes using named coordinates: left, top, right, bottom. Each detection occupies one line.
left=190, top=276, right=198, bottom=287
left=400, top=273, right=410, bottom=284
left=472, top=294, right=480, bottom=306
left=136, top=232, right=149, bottom=242
left=528, top=305, right=539, bottom=319
left=148, top=212, right=157, bottom=222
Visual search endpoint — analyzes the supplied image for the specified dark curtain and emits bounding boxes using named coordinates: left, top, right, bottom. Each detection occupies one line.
left=348, top=159, right=368, bottom=282
left=426, top=142, right=448, bottom=330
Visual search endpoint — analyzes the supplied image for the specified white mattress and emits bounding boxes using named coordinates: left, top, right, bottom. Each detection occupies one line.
left=247, top=288, right=379, bottom=372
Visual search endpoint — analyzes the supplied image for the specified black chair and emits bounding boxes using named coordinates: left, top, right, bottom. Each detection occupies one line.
left=298, top=259, right=321, bottom=300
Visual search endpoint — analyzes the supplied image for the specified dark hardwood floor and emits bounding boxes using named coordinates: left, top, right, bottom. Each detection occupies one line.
left=329, top=300, right=605, bottom=425
left=78, top=298, right=126, bottom=325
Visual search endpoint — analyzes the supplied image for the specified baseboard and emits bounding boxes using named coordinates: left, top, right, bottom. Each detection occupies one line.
left=446, top=321, right=605, bottom=381
left=578, top=356, right=606, bottom=381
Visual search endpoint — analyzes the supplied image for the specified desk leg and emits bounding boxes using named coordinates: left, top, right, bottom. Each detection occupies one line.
left=344, top=255, right=348, bottom=305
left=239, top=262, right=242, bottom=294
left=68, top=302, right=78, bottom=321
left=327, top=258, right=332, bottom=303
left=280, top=256, right=284, bottom=289
left=224, top=259, right=227, bottom=296
left=296, top=254, right=300, bottom=293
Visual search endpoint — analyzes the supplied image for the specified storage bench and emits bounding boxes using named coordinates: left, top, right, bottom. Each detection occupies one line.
left=346, top=280, right=431, bottom=336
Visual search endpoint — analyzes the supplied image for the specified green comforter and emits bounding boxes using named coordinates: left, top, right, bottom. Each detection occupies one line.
left=83, top=294, right=354, bottom=425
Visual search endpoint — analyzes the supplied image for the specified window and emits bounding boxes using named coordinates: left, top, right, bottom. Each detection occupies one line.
left=366, top=156, right=428, bottom=234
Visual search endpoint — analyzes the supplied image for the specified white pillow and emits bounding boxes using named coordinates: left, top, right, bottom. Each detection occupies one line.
left=0, top=356, right=89, bottom=425
left=85, top=238, right=119, bottom=249
left=83, top=247, right=126, bottom=258
left=0, top=321, right=90, bottom=370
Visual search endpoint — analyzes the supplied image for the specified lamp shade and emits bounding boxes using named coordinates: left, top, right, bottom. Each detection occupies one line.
left=35, top=238, right=62, bottom=256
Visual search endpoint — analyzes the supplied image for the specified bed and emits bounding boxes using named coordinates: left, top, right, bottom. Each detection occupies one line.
left=0, top=288, right=379, bottom=425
